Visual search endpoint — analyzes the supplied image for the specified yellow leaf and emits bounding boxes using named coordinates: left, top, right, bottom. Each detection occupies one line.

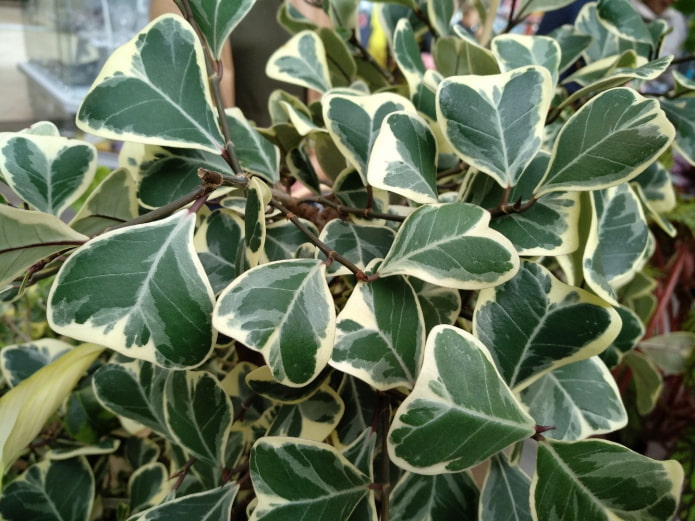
left=0, top=343, right=103, bottom=484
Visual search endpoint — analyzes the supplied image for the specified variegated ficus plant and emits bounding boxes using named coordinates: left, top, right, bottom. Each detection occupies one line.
left=1, top=0, right=694, bottom=519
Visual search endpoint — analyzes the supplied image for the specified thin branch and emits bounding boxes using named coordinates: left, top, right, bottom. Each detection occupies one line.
left=301, top=197, right=406, bottom=222
left=106, top=168, right=227, bottom=232
left=177, top=0, right=244, bottom=174
left=270, top=199, right=374, bottom=281
left=488, top=196, right=538, bottom=218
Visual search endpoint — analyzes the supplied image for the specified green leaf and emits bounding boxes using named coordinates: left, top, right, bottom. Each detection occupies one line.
left=331, top=274, right=425, bottom=390
left=391, top=471, right=479, bottom=521
left=128, top=462, right=171, bottom=515
left=0, top=205, right=87, bottom=288
left=521, top=356, right=627, bottom=441
left=267, top=386, right=344, bottom=442
left=92, top=361, right=171, bottom=438
left=194, top=209, right=244, bottom=294
left=639, top=332, right=695, bottom=375
left=317, top=27, right=357, bottom=88
left=388, top=325, right=535, bottom=474
left=583, top=185, right=650, bottom=303
left=128, top=482, right=238, bottom=521
left=70, top=168, right=138, bottom=235
left=437, top=66, right=552, bottom=188
left=632, top=160, right=676, bottom=214
left=0, top=134, right=97, bottom=216
left=427, top=0, right=455, bottom=37
left=0, top=344, right=103, bottom=481
left=623, top=350, right=663, bottom=415
left=266, top=31, right=332, bottom=93
left=408, top=277, right=461, bottom=333
left=433, top=37, right=500, bottom=77
left=134, top=145, right=232, bottom=209
left=538, top=88, right=674, bottom=195
left=379, top=203, right=519, bottom=290
left=164, top=370, right=233, bottom=465
left=77, top=15, right=224, bottom=153
left=0, top=458, right=94, bottom=521
left=575, top=3, right=647, bottom=63
left=479, top=454, right=531, bottom=521
left=187, top=0, right=255, bottom=60
left=0, top=338, right=72, bottom=387
left=550, top=25, right=593, bottom=74
left=250, top=437, right=370, bottom=521
left=533, top=439, right=683, bottom=521
left=660, top=97, right=695, bottom=165
left=49, top=211, right=216, bottom=368
left=322, top=91, right=416, bottom=183
left=600, top=304, right=644, bottom=368
left=474, top=261, right=621, bottom=391
left=226, top=108, right=280, bottom=182
left=317, top=221, right=394, bottom=276
left=392, top=19, right=426, bottom=94
left=367, top=111, right=438, bottom=204
left=596, top=0, right=652, bottom=44
left=265, top=218, right=317, bottom=262
left=492, top=34, right=561, bottom=87
left=335, top=375, right=378, bottom=447
left=213, top=259, right=335, bottom=387
left=245, top=177, right=272, bottom=269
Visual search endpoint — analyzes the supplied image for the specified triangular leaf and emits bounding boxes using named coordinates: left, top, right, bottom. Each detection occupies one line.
left=266, top=31, right=332, bottom=93
left=0, top=134, right=97, bottom=216
left=322, top=91, right=416, bottom=183
left=379, top=203, right=519, bottom=290
left=474, top=261, right=621, bottom=391
left=213, top=259, right=335, bottom=387
left=596, top=0, right=652, bottom=44
left=538, top=88, right=674, bottom=195
left=388, top=325, right=535, bottom=474
left=533, top=439, right=683, bottom=521
left=92, top=360, right=171, bottom=438
left=521, top=357, right=627, bottom=441
left=266, top=386, right=344, bottom=442
left=367, top=111, right=438, bottom=204
left=194, top=209, right=244, bottom=294
left=492, top=34, right=561, bottom=87
left=48, top=210, right=216, bottom=368
left=77, top=15, right=224, bottom=153
left=437, top=66, right=552, bottom=188
left=433, top=37, right=500, bottom=77
left=331, top=273, right=425, bottom=390
left=660, top=97, right=695, bottom=166
left=250, top=438, right=370, bottom=521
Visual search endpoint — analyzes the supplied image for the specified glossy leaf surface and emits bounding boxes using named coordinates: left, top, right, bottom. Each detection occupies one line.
left=533, top=439, right=683, bottom=521
left=48, top=211, right=216, bottom=368
left=77, top=16, right=224, bottom=153
left=388, top=326, right=535, bottom=474
left=480, top=454, right=531, bottom=521
left=0, top=458, right=94, bottom=521
left=331, top=274, right=425, bottom=390
left=437, top=66, right=552, bottom=188
left=0, top=133, right=97, bottom=216
left=250, top=438, right=369, bottom=521
left=474, top=262, right=620, bottom=391
left=379, top=203, right=519, bottom=290
left=214, top=259, right=335, bottom=387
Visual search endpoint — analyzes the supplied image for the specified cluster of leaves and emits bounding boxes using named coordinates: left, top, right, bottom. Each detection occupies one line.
left=1, top=0, right=695, bottom=520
